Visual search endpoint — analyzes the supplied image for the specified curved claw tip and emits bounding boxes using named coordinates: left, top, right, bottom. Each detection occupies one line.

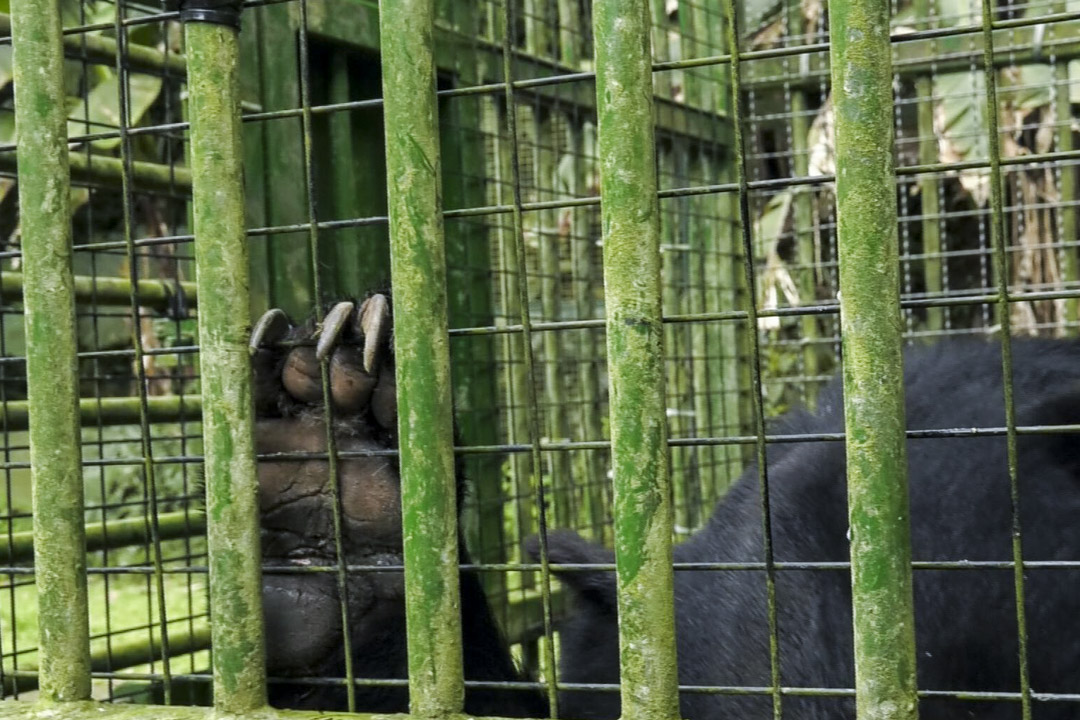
left=250, top=308, right=292, bottom=353
left=358, top=293, right=391, bottom=375
left=315, top=301, right=357, bottom=361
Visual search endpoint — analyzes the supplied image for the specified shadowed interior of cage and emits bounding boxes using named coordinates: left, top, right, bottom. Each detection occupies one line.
left=0, top=0, right=1074, bottom=716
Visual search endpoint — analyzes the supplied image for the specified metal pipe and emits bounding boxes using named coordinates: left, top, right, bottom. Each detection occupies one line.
left=828, top=0, right=919, bottom=714
left=11, top=0, right=92, bottom=702
left=183, top=9, right=267, bottom=712
left=379, top=0, right=464, bottom=714
left=592, top=1, right=680, bottom=718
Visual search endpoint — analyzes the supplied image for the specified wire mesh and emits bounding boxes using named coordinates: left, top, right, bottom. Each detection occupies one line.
left=0, top=0, right=208, bottom=704
left=0, top=0, right=1075, bottom=716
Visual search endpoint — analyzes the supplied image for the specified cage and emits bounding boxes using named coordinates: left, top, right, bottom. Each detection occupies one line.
left=0, top=0, right=1075, bottom=718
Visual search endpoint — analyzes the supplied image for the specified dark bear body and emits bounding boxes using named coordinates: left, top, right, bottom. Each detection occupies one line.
left=538, top=338, right=1080, bottom=720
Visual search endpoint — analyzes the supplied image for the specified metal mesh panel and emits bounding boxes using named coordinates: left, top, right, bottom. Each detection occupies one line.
left=0, top=0, right=1075, bottom=716
left=0, top=1, right=207, bottom=703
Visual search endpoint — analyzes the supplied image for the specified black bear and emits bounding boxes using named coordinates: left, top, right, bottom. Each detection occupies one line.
left=530, top=338, right=1080, bottom=720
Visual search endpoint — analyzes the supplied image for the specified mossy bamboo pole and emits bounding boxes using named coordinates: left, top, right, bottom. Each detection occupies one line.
left=652, top=0, right=673, bottom=98
left=0, top=624, right=212, bottom=697
left=538, top=112, right=575, bottom=530
left=0, top=151, right=193, bottom=193
left=569, top=119, right=608, bottom=541
left=914, top=0, right=944, bottom=334
left=380, top=0, right=465, bottom=713
left=557, top=0, right=579, bottom=66
left=660, top=147, right=689, bottom=532
left=443, top=2, right=506, bottom=603
left=490, top=100, right=538, bottom=585
left=1053, top=34, right=1078, bottom=333
left=687, top=152, right=716, bottom=503
left=11, top=0, right=91, bottom=701
left=1, top=271, right=197, bottom=312
left=593, top=1, right=680, bottom=718
left=327, top=50, right=364, bottom=299
left=828, top=0, right=919, bottom=714
left=1, top=510, right=206, bottom=563
left=0, top=395, right=201, bottom=432
left=916, top=85, right=944, bottom=333
left=0, top=14, right=188, bottom=76
left=787, top=0, right=822, bottom=389
left=183, top=13, right=266, bottom=713
left=708, top=153, right=744, bottom=492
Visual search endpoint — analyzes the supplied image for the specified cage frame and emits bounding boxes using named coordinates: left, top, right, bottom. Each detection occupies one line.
left=0, top=0, right=1077, bottom=718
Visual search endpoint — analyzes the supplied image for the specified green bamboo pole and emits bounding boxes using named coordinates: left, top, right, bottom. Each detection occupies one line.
left=184, top=13, right=266, bottom=713
left=916, top=84, right=944, bottom=333
left=443, top=1, right=506, bottom=602
left=687, top=151, right=717, bottom=503
left=0, top=395, right=201, bottom=432
left=0, top=272, right=198, bottom=312
left=660, top=147, right=690, bottom=532
left=0, top=151, right=193, bottom=193
left=490, top=99, right=538, bottom=584
left=1, top=624, right=212, bottom=696
left=1053, top=30, right=1078, bottom=333
left=593, top=1, right=680, bottom=718
left=689, top=0, right=714, bottom=112
left=685, top=151, right=710, bottom=516
left=380, top=0, right=464, bottom=714
left=239, top=7, right=270, bottom=320
left=1, top=510, right=207, bottom=563
left=569, top=119, right=608, bottom=541
left=914, top=0, right=944, bottom=334
left=557, top=0, right=580, bottom=66
left=538, top=111, right=575, bottom=530
left=652, top=0, right=673, bottom=98
left=787, top=0, right=822, bottom=389
left=258, top=4, right=312, bottom=320
left=0, top=14, right=188, bottom=76
left=828, top=0, right=919, bottom=713
left=11, top=0, right=91, bottom=701
left=327, top=50, right=364, bottom=299
left=708, top=153, right=744, bottom=491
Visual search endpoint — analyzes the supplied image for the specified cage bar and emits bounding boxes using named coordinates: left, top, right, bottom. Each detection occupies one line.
left=828, top=0, right=919, bottom=716
left=184, top=15, right=267, bottom=713
left=10, top=0, right=92, bottom=702
left=592, top=1, right=680, bottom=719
left=379, top=0, right=465, bottom=715
left=720, top=0, right=783, bottom=713
left=978, top=0, right=1034, bottom=715
left=497, top=0, right=560, bottom=703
